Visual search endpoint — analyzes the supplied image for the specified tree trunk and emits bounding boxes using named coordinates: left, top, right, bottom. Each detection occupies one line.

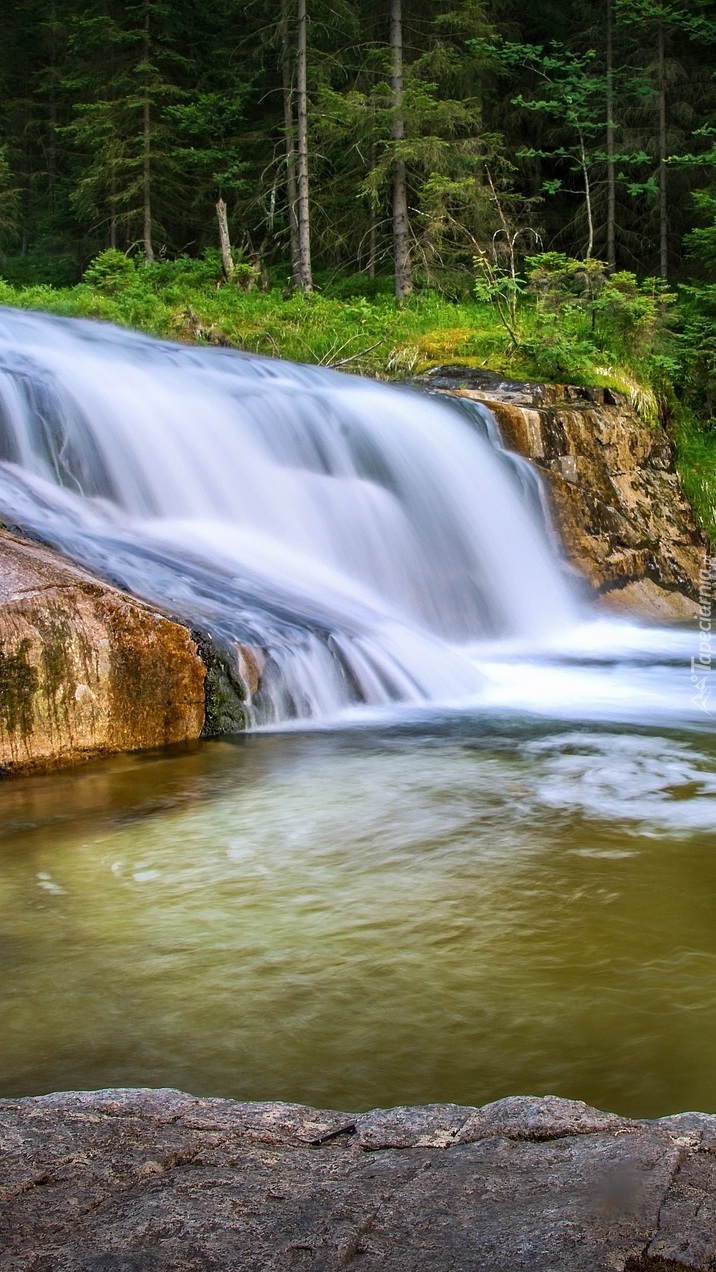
left=281, top=4, right=301, bottom=286
left=390, top=0, right=412, bottom=301
left=109, top=170, right=117, bottom=249
left=295, top=0, right=312, bottom=291
left=142, top=99, right=154, bottom=262
left=216, top=198, right=234, bottom=278
left=47, top=0, right=57, bottom=215
left=142, top=12, right=154, bottom=263
left=580, top=138, right=594, bottom=260
left=658, top=21, right=668, bottom=281
left=606, top=0, right=616, bottom=270
left=108, top=38, right=118, bottom=250
left=368, top=138, right=378, bottom=280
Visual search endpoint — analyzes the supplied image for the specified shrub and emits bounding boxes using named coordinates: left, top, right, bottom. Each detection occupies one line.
left=83, top=249, right=136, bottom=293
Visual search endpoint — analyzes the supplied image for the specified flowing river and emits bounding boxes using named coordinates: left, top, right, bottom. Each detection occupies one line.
left=0, top=309, right=713, bottom=1117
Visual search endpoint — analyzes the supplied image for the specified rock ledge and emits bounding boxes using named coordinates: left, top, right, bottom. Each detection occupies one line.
left=425, top=366, right=704, bottom=620
left=3, top=1088, right=716, bottom=1270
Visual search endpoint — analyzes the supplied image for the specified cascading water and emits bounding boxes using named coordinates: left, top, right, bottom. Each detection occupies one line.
left=0, top=307, right=695, bottom=728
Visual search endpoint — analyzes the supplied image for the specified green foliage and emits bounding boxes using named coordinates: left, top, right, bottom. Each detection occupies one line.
left=673, top=409, right=716, bottom=541
left=0, top=249, right=77, bottom=289
left=685, top=169, right=716, bottom=273
left=527, top=253, right=607, bottom=309
left=527, top=253, right=673, bottom=351
left=0, top=146, right=19, bottom=237
left=673, top=282, right=716, bottom=418
left=473, top=248, right=527, bottom=346
left=470, top=248, right=674, bottom=390
left=469, top=37, right=605, bottom=256
left=167, top=92, right=249, bottom=198
left=83, top=249, right=136, bottom=292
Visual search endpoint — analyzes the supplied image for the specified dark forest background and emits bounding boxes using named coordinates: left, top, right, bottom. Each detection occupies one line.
left=1, top=0, right=714, bottom=289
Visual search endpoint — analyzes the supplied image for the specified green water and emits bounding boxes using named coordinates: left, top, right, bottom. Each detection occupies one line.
left=2, top=713, right=716, bottom=1118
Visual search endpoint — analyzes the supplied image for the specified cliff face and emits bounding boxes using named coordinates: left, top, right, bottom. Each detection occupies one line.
left=0, top=529, right=206, bottom=774
left=429, top=369, right=704, bottom=621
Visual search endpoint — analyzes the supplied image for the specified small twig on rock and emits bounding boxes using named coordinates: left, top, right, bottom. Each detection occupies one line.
left=309, top=1122, right=357, bottom=1146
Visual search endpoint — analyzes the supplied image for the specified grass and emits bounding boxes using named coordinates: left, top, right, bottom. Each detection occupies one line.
left=0, top=269, right=504, bottom=376
left=673, top=413, right=716, bottom=543
left=0, top=259, right=655, bottom=389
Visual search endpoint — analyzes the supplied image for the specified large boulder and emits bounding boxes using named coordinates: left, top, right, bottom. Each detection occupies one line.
left=2, top=1088, right=716, bottom=1270
left=0, top=529, right=206, bottom=773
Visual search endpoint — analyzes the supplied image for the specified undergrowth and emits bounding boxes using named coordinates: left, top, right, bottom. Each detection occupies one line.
left=0, top=251, right=660, bottom=392
left=673, top=413, right=716, bottom=543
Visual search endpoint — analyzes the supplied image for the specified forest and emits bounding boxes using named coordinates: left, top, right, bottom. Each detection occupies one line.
left=1, top=0, right=716, bottom=528
left=2, top=0, right=716, bottom=286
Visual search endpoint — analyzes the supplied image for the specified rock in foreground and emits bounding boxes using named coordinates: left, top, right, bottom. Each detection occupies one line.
left=0, top=530, right=205, bottom=773
left=2, top=1088, right=716, bottom=1270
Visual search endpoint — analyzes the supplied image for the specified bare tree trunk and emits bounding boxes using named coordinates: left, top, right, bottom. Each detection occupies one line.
left=606, top=0, right=616, bottom=269
left=109, top=170, right=117, bottom=249
left=580, top=138, right=594, bottom=259
left=142, top=12, right=154, bottom=263
left=658, top=21, right=668, bottom=281
left=142, top=100, right=154, bottom=262
left=108, top=37, right=118, bottom=250
left=47, top=0, right=57, bottom=215
left=281, top=4, right=301, bottom=286
left=255, top=235, right=271, bottom=291
left=216, top=198, right=234, bottom=278
left=368, top=139, right=377, bottom=279
left=390, top=0, right=412, bottom=301
left=295, top=0, right=312, bottom=291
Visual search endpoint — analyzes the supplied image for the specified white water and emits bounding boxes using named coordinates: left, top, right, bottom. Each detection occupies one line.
left=0, top=308, right=699, bottom=728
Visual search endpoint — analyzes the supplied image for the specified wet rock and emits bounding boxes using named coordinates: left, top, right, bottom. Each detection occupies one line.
left=0, top=529, right=206, bottom=773
left=426, top=369, right=704, bottom=621
left=191, top=631, right=252, bottom=736
left=3, top=1089, right=716, bottom=1270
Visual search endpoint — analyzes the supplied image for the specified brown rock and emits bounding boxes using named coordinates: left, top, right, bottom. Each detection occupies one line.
left=0, top=529, right=205, bottom=773
left=441, top=379, right=704, bottom=621
left=3, top=1089, right=716, bottom=1270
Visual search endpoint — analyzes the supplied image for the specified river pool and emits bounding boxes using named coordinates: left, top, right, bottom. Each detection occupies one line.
left=2, top=704, right=716, bottom=1119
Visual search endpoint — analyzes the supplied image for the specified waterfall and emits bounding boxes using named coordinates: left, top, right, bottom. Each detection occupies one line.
left=0, top=308, right=578, bottom=725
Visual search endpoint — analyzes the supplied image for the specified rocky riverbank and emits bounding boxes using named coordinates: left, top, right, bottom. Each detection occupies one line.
left=2, top=1088, right=715, bottom=1270
left=429, top=367, right=704, bottom=620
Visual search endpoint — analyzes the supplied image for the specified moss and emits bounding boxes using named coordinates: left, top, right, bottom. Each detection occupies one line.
left=193, top=633, right=248, bottom=736
left=33, top=606, right=80, bottom=735
left=0, top=639, right=39, bottom=739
